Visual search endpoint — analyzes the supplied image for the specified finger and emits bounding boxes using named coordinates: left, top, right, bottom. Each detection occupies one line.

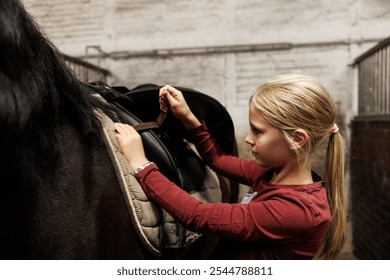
left=166, top=86, right=180, bottom=97
left=160, top=103, right=169, bottom=113
left=127, top=125, right=143, bottom=140
left=161, top=85, right=180, bottom=96
left=127, top=124, right=138, bottom=134
left=164, top=91, right=178, bottom=104
left=114, top=124, right=126, bottom=141
left=114, top=123, right=125, bottom=134
left=115, top=123, right=129, bottom=132
left=159, top=92, right=169, bottom=104
left=159, top=85, right=171, bottom=97
left=115, top=123, right=133, bottom=138
left=159, top=92, right=169, bottom=111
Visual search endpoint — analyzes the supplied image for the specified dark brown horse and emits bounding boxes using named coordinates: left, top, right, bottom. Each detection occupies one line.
left=0, top=0, right=237, bottom=259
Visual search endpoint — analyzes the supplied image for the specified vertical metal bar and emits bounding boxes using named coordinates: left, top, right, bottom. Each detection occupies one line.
left=75, top=64, right=80, bottom=79
left=382, top=48, right=386, bottom=115
left=365, top=59, right=369, bottom=115
left=380, top=48, right=385, bottom=115
left=378, top=49, right=384, bottom=115
left=386, top=46, right=389, bottom=115
left=364, top=59, right=369, bottom=115
left=380, top=50, right=383, bottom=114
left=374, top=51, right=379, bottom=115
left=369, top=55, right=373, bottom=115
left=379, top=48, right=382, bottom=114
left=359, top=61, right=365, bottom=115
left=371, top=54, right=376, bottom=115
left=360, top=61, right=364, bottom=115
left=372, top=53, right=376, bottom=115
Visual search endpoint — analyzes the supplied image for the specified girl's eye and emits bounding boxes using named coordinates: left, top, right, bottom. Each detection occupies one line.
left=251, top=126, right=262, bottom=135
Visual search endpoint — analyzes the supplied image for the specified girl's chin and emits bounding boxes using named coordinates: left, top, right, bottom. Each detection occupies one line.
left=253, top=156, right=262, bottom=165
left=253, top=156, right=267, bottom=167
left=252, top=152, right=267, bottom=165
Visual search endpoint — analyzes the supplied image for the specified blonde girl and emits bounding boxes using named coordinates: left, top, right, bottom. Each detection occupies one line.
left=115, top=74, right=346, bottom=259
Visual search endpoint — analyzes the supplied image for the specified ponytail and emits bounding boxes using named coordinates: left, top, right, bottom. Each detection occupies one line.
left=314, top=131, right=347, bottom=259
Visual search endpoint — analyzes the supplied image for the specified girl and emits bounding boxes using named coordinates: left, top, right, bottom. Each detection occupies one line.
left=114, top=74, right=346, bottom=259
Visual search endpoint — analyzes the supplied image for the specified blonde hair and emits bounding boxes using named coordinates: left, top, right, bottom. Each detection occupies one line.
left=251, top=74, right=346, bottom=259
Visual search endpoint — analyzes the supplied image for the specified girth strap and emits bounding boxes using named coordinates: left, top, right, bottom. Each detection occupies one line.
left=133, top=122, right=159, bottom=131
left=133, top=112, right=167, bottom=131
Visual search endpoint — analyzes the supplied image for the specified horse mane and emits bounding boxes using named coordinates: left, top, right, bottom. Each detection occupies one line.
left=0, top=0, right=115, bottom=181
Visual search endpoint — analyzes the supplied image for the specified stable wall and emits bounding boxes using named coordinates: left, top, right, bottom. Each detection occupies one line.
left=22, top=0, right=390, bottom=157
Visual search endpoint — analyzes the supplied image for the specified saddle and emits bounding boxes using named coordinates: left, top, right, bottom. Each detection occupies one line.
left=92, top=84, right=237, bottom=257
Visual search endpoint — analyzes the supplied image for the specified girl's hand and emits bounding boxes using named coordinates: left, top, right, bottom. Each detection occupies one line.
left=114, top=123, right=149, bottom=170
left=159, top=85, right=201, bottom=129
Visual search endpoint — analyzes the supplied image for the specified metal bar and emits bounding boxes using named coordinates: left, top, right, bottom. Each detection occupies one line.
left=360, top=59, right=367, bottom=115
left=368, top=55, right=374, bottom=115
left=381, top=48, right=386, bottom=114
left=387, top=46, right=390, bottom=114
left=358, top=61, right=363, bottom=114
left=63, top=54, right=110, bottom=76
left=62, top=54, right=110, bottom=83
left=374, top=52, right=379, bottom=115
left=353, top=36, right=390, bottom=66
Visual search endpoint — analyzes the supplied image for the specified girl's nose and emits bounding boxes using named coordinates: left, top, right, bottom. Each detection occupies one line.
left=245, top=133, right=254, bottom=145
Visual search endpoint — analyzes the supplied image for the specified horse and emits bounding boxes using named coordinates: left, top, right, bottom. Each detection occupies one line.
left=0, top=0, right=237, bottom=259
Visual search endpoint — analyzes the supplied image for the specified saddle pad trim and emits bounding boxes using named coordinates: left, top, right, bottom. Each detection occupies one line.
left=98, top=112, right=160, bottom=255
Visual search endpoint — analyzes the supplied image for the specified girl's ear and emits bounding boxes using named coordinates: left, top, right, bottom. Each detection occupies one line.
left=290, top=129, right=309, bottom=150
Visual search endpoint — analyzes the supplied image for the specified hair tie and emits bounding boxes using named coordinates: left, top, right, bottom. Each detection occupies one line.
left=330, top=123, right=339, bottom=135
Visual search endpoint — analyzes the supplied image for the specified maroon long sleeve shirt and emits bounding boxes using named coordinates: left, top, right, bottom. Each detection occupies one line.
left=135, top=122, right=330, bottom=259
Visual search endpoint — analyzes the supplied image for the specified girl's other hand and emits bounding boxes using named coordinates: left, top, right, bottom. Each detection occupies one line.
left=159, top=85, right=192, bottom=119
left=114, top=123, right=149, bottom=170
left=159, top=85, right=201, bottom=129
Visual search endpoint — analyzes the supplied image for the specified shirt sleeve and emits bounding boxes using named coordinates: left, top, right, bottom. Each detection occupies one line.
left=136, top=164, right=318, bottom=243
left=188, top=121, right=269, bottom=186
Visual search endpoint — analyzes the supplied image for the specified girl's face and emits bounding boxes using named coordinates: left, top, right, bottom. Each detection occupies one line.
left=245, top=102, right=294, bottom=168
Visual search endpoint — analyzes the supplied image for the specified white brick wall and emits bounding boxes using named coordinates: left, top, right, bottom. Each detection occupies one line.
left=24, top=0, right=107, bottom=47
left=22, top=0, right=390, bottom=159
left=23, top=0, right=389, bottom=53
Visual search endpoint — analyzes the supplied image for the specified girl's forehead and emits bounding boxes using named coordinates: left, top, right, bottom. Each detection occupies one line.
left=249, top=102, right=270, bottom=127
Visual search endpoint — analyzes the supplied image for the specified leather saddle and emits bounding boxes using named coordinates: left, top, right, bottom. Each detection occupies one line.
left=91, top=83, right=237, bottom=258
left=95, top=83, right=237, bottom=189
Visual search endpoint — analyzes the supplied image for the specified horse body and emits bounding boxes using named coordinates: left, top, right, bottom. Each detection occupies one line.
left=2, top=117, right=154, bottom=259
left=32, top=119, right=149, bottom=259
left=0, top=0, right=151, bottom=259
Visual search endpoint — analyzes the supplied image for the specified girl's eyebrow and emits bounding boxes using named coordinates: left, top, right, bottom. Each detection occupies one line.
left=249, top=117, right=265, bottom=127
left=249, top=121, right=263, bottom=131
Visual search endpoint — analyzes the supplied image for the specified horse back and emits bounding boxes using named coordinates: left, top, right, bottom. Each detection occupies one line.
left=1, top=117, right=153, bottom=259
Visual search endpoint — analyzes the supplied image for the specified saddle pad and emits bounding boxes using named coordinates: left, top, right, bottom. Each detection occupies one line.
left=97, top=111, right=222, bottom=256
